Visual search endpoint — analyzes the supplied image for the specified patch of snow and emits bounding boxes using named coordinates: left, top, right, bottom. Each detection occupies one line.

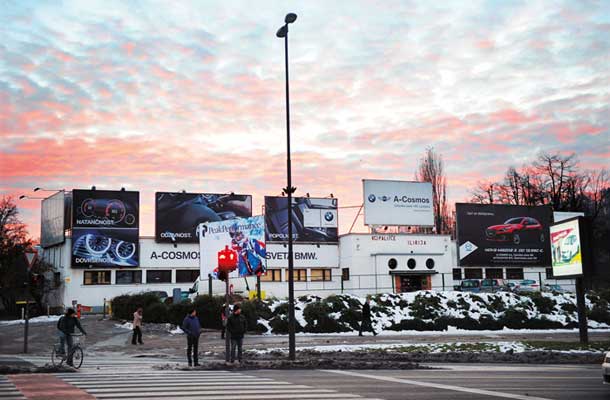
left=114, top=322, right=133, bottom=330
left=169, top=326, right=184, bottom=335
left=0, top=315, right=62, bottom=326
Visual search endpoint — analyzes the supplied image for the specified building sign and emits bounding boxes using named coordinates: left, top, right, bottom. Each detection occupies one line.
left=456, top=203, right=552, bottom=267
left=155, top=192, right=252, bottom=243
left=71, top=189, right=139, bottom=268
left=140, top=241, right=200, bottom=268
left=199, top=216, right=266, bottom=278
left=363, top=180, right=434, bottom=226
left=265, top=244, right=339, bottom=268
left=264, top=196, right=338, bottom=243
left=550, top=217, right=584, bottom=278
left=41, top=191, right=66, bottom=248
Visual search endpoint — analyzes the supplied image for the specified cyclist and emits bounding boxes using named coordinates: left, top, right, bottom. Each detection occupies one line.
left=57, top=308, right=87, bottom=366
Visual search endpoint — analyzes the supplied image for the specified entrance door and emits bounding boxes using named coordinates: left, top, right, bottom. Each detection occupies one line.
left=399, top=275, right=423, bottom=292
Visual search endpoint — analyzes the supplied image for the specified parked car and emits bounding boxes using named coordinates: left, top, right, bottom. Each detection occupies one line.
left=485, top=217, right=545, bottom=245
left=480, top=279, right=511, bottom=293
left=514, top=279, right=540, bottom=293
left=455, top=279, right=481, bottom=292
left=148, top=290, right=169, bottom=303
left=602, top=351, right=610, bottom=385
left=542, top=284, right=566, bottom=293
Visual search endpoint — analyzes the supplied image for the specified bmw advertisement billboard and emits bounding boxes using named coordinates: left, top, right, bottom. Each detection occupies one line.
left=71, top=189, right=139, bottom=268
left=363, top=180, right=434, bottom=226
left=264, top=196, right=338, bottom=243
left=155, top=192, right=252, bottom=243
left=456, top=203, right=552, bottom=267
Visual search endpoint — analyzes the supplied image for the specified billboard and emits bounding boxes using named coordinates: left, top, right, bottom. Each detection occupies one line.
left=264, top=196, right=338, bottom=243
left=71, top=189, right=139, bottom=268
left=199, top=216, right=266, bottom=278
left=41, top=191, right=66, bottom=248
left=155, top=192, right=252, bottom=243
left=550, top=218, right=583, bottom=277
left=456, top=203, right=552, bottom=267
left=363, top=180, right=434, bottom=226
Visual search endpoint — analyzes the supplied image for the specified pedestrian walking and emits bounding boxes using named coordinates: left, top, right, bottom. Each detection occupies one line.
left=359, top=297, right=377, bottom=336
left=226, top=304, right=247, bottom=364
left=221, top=303, right=228, bottom=339
left=132, top=307, right=143, bottom=345
left=182, top=308, right=201, bottom=367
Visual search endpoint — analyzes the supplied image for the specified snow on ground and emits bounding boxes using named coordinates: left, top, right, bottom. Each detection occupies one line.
left=169, top=326, right=184, bottom=335
left=0, top=315, right=62, bottom=326
left=114, top=322, right=133, bottom=330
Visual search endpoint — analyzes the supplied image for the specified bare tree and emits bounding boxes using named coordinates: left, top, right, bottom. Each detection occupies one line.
left=416, top=147, right=450, bottom=234
left=470, top=181, right=497, bottom=204
left=534, top=152, right=577, bottom=210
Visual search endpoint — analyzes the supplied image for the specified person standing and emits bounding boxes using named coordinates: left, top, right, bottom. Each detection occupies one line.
left=359, top=297, right=377, bottom=336
left=226, top=304, right=247, bottom=364
left=132, top=307, right=143, bottom=345
left=182, top=308, right=201, bottom=367
left=56, top=308, right=87, bottom=366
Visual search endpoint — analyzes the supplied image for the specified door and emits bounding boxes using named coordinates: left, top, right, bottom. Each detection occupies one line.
left=399, top=276, right=423, bottom=293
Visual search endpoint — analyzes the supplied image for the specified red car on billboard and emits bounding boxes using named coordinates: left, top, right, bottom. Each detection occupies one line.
left=485, top=217, right=545, bottom=245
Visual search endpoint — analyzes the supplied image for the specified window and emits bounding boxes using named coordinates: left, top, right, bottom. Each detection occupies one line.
left=116, top=270, right=142, bottom=284
left=84, top=271, right=111, bottom=285
left=486, top=268, right=503, bottom=279
left=146, top=270, right=172, bottom=284
left=176, top=270, right=199, bottom=283
left=464, top=268, right=483, bottom=279
left=425, top=258, right=435, bottom=270
left=506, top=268, right=524, bottom=280
left=260, top=269, right=281, bottom=282
left=287, top=269, right=307, bottom=282
left=311, top=269, right=332, bottom=282
left=407, top=258, right=416, bottom=269
left=341, top=268, right=350, bottom=281
left=545, top=268, right=554, bottom=279
left=53, top=272, right=61, bottom=288
left=452, top=268, right=462, bottom=280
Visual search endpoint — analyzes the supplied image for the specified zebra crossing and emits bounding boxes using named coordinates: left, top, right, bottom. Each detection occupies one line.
left=55, top=370, right=385, bottom=400
left=12, top=353, right=183, bottom=372
left=0, top=376, right=25, bottom=400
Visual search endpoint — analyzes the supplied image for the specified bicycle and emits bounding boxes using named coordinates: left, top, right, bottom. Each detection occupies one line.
left=51, top=333, right=85, bottom=368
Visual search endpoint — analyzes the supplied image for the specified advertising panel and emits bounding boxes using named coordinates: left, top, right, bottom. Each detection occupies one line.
left=155, top=192, right=252, bottom=243
left=363, top=180, right=434, bottom=226
left=71, top=189, right=139, bottom=268
left=264, top=197, right=338, bottom=243
left=41, top=191, right=66, bottom=248
left=199, top=216, right=266, bottom=278
left=550, top=218, right=583, bottom=277
left=71, top=228, right=139, bottom=268
left=456, top=203, right=552, bottom=267
left=265, top=244, right=339, bottom=268
left=140, top=241, right=200, bottom=268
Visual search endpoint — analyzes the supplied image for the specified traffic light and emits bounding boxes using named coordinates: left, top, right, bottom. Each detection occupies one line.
left=217, top=246, right=238, bottom=282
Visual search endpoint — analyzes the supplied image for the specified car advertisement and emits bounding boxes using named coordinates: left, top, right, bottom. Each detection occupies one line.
left=41, top=191, right=66, bottom=248
left=264, top=196, right=338, bottom=243
left=550, top=218, right=583, bottom=277
left=456, top=203, right=552, bottom=267
left=71, top=228, right=139, bottom=268
left=363, top=180, right=434, bottom=227
left=199, top=216, right=266, bottom=278
left=155, top=192, right=252, bottom=243
left=71, top=189, right=139, bottom=268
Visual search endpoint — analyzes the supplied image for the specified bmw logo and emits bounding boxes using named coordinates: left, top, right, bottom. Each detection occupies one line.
left=324, top=211, right=334, bottom=222
left=381, top=195, right=390, bottom=202
left=368, top=194, right=376, bottom=202
left=465, top=243, right=472, bottom=251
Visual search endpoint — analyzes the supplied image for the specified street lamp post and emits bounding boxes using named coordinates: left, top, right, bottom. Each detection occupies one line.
left=276, top=12, right=297, bottom=361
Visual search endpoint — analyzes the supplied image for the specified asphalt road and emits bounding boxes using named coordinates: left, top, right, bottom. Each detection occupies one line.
left=249, top=364, right=609, bottom=400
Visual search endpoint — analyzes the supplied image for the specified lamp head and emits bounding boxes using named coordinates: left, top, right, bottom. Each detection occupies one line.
left=285, top=13, right=297, bottom=24
left=276, top=25, right=287, bottom=38
left=19, top=195, right=26, bottom=200
left=33, top=187, right=41, bottom=192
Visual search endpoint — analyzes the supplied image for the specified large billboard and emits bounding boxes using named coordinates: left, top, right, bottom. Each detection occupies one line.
left=155, top=192, right=252, bottom=243
left=199, top=216, right=266, bottom=278
left=363, top=180, right=434, bottom=226
left=264, top=196, right=338, bottom=243
left=71, top=189, right=139, bottom=268
left=41, top=191, right=66, bottom=248
left=550, top=218, right=583, bottom=278
left=456, top=203, right=552, bottom=267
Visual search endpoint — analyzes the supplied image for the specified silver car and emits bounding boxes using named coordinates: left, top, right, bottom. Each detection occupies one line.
left=602, top=351, right=610, bottom=385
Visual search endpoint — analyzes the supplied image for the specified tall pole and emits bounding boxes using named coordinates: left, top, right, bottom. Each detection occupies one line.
left=284, top=27, right=296, bottom=362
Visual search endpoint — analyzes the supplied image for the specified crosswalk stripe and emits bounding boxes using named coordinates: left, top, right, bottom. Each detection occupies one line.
left=94, top=394, right=363, bottom=400
left=0, top=378, right=25, bottom=400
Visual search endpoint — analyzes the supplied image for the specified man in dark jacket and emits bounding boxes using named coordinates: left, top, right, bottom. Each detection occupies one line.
left=226, top=304, right=247, bottom=364
left=57, top=308, right=87, bottom=366
left=182, top=308, right=201, bottom=366
left=359, top=297, right=377, bottom=336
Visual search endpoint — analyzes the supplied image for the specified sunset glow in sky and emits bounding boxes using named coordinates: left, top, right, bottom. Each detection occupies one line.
left=1, top=1, right=609, bottom=239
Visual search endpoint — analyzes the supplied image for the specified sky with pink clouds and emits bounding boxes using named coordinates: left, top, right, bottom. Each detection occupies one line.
left=1, top=0, right=609, bottom=240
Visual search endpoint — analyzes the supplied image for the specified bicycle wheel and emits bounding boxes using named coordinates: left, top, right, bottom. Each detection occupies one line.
left=51, top=347, right=64, bottom=367
left=71, top=347, right=84, bottom=369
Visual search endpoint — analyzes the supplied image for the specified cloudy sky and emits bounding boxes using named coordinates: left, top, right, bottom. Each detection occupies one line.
left=1, top=0, right=609, bottom=239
